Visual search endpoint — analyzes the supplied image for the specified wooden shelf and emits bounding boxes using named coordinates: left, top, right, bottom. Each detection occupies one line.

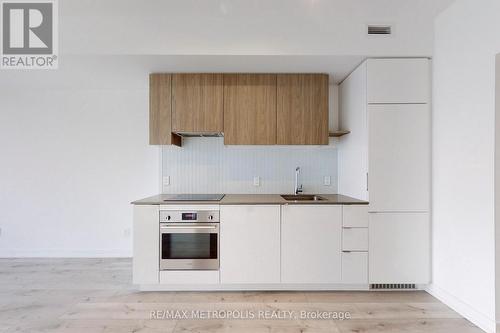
left=329, top=130, right=351, bottom=137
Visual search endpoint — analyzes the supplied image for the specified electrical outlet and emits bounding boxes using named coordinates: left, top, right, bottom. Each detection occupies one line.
left=253, top=176, right=260, bottom=186
left=323, top=176, right=331, bottom=186
left=123, top=228, right=131, bottom=238
left=163, top=176, right=170, bottom=187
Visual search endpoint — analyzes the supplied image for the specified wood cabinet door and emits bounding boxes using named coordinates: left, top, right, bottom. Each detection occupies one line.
left=276, top=74, right=329, bottom=145
left=223, top=74, right=277, bottom=145
left=281, top=205, right=342, bottom=283
left=172, top=73, right=223, bottom=133
left=149, top=74, right=181, bottom=146
left=220, top=205, right=281, bottom=284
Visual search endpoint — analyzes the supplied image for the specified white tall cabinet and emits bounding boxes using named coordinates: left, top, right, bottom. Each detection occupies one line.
left=368, top=104, right=430, bottom=212
left=339, top=58, right=431, bottom=284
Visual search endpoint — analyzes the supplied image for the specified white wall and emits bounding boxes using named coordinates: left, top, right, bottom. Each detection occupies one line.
left=0, top=55, right=342, bottom=257
left=0, top=57, right=160, bottom=257
left=338, top=62, right=368, bottom=201
left=161, top=138, right=338, bottom=194
left=0, top=0, right=450, bottom=257
left=430, top=1, right=500, bottom=332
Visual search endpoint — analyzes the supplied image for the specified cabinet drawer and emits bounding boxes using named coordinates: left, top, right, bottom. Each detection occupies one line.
left=160, top=271, right=219, bottom=284
left=343, top=205, right=368, bottom=227
left=342, top=228, right=368, bottom=251
left=342, top=252, right=368, bottom=284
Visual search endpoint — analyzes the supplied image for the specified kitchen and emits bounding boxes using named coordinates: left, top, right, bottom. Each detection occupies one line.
left=132, top=59, right=430, bottom=291
left=1, top=1, right=499, bottom=333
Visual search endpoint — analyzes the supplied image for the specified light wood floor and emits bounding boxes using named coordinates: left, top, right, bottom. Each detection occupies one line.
left=0, top=258, right=483, bottom=333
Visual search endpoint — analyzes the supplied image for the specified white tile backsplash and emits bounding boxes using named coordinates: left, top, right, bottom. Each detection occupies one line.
left=161, top=137, right=338, bottom=194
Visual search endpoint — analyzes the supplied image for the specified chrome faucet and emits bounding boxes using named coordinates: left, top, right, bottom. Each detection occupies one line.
left=294, top=167, right=303, bottom=195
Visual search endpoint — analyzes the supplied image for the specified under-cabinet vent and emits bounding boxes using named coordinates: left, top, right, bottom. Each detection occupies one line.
left=367, top=25, right=392, bottom=35
left=370, top=284, right=416, bottom=290
left=173, top=132, right=223, bottom=138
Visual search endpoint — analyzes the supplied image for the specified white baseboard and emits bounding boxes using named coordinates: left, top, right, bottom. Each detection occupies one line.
left=0, top=248, right=132, bottom=258
left=425, top=284, right=495, bottom=333
left=140, top=283, right=371, bottom=291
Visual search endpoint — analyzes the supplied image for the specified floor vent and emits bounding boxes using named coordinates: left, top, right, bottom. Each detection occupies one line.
left=370, top=283, right=416, bottom=290
left=367, top=25, right=392, bottom=35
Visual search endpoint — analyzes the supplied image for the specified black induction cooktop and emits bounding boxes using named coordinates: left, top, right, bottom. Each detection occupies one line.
left=163, top=194, right=225, bottom=201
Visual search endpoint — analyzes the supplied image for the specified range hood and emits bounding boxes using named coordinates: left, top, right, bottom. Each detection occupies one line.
left=173, top=131, right=224, bottom=138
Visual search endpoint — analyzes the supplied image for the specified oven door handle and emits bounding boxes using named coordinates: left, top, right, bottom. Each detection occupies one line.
left=160, top=226, right=217, bottom=230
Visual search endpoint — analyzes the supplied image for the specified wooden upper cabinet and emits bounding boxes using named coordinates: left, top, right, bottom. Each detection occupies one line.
left=149, top=74, right=181, bottom=146
left=223, top=74, right=277, bottom=145
left=171, top=74, right=223, bottom=133
left=276, top=74, right=329, bottom=145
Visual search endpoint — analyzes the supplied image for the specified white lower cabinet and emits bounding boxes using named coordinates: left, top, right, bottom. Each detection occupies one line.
left=342, top=228, right=368, bottom=251
left=160, top=271, right=219, bottom=284
left=281, top=205, right=342, bottom=284
left=220, top=205, right=281, bottom=284
left=133, top=205, right=159, bottom=285
left=343, top=205, right=369, bottom=227
left=369, top=212, right=430, bottom=284
left=342, top=252, right=368, bottom=284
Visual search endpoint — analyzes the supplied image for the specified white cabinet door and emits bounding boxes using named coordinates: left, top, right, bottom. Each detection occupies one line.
left=368, top=104, right=430, bottom=212
left=281, top=205, right=342, bottom=284
left=342, top=252, right=368, bottom=284
left=367, top=58, right=430, bottom=104
left=220, top=205, right=280, bottom=284
left=133, top=205, right=159, bottom=285
left=369, top=212, right=430, bottom=284
left=342, top=228, right=368, bottom=251
left=343, top=205, right=369, bottom=227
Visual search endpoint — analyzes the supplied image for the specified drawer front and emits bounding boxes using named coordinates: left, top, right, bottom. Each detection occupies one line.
left=342, top=252, right=368, bottom=284
left=343, top=228, right=368, bottom=251
left=343, top=205, right=369, bottom=227
left=159, top=270, right=219, bottom=284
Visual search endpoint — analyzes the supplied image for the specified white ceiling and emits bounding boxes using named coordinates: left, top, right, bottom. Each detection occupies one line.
left=0, top=55, right=366, bottom=90
left=61, top=0, right=454, bottom=56
left=1, top=1, right=455, bottom=88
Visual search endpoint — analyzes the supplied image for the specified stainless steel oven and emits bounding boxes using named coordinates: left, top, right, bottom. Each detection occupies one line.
left=159, top=209, right=219, bottom=270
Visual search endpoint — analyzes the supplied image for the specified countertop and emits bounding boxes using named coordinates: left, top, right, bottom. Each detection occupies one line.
left=131, top=194, right=368, bottom=205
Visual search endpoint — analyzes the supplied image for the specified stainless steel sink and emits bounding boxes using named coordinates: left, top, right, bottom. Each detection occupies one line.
left=281, top=194, right=326, bottom=201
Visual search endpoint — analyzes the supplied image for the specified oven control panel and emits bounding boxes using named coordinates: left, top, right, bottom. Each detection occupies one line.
left=159, top=210, right=220, bottom=223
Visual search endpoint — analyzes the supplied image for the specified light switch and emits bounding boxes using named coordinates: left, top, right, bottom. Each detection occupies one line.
left=253, top=176, right=260, bottom=186
left=163, top=176, right=170, bottom=187
left=324, top=176, right=331, bottom=186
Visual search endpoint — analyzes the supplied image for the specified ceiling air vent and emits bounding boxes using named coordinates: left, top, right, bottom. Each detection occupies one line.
left=367, top=25, right=392, bottom=35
